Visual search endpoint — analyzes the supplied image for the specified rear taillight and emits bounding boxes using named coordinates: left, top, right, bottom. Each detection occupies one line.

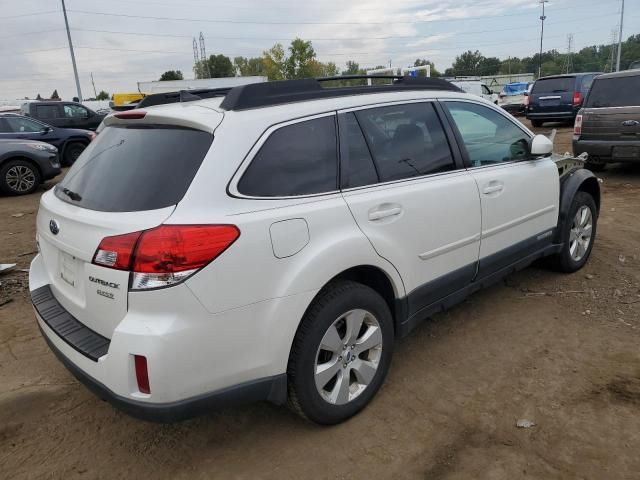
left=574, top=114, right=583, bottom=136
left=134, top=355, right=150, bottom=394
left=573, top=91, right=583, bottom=106
left=524, top=95, right=530, bottom=107
left=92, top=225, right=240, bottom=290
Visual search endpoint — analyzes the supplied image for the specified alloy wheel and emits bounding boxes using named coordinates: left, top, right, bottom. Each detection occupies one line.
left=569, top=205, right=593, bottom=261
left=6, top=165, right=36, bottom=193
left=314, top=309, right=383, bottom=405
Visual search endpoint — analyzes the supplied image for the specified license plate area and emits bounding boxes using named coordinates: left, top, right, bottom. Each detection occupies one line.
left=59, top=251, right=78, bottom=288
left=612, top=146, right=640, bottom=159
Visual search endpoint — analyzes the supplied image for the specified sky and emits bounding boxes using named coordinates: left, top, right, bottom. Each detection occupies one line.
left=0, top=0, right=636, bottom=100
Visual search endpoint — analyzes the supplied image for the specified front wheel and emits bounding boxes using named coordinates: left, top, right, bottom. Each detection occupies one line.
left=287, top=281, right=394, bottom=425
left=550, top=191, right=597, bottom=273
left=0, top=159, right=41, bottom=196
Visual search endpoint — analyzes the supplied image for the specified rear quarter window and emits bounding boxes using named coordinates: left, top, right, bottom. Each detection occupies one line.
left=586, top=76, right=640, bottom=107
left=237, top=116, right=338, bottom=197
left=55, top=125, right=213, bottom=212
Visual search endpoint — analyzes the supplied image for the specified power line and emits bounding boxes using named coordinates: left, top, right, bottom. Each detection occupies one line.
left=65, top=7, right=615, bottom=26
left=0, top=10, right=59, bottom=20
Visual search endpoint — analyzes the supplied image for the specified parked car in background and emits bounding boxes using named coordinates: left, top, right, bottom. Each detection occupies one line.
left=526, top=72, right=601, bottom=127
left=30, top=76, right=599, bottom=425
left=498, top=82, right=532, bottom=115
left=450, top=80, right=499, bottom=104
left=0, top=113, right=95, bottom=165
left=21, top=101, right=107, bottom=131
left=0, top=138, right=60, bottom=195
left=573, top=69, right=640, bottom=171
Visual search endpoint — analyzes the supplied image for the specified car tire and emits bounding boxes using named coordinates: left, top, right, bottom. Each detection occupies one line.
left=531, top=120, right=543, bottom=128
left=63, top=142, right=86, bottom=166
left=287, top=280, right=394, bottom=425
left=549, top=191, right=597, bottom=273
left=0, top=159, right=41, bottom=196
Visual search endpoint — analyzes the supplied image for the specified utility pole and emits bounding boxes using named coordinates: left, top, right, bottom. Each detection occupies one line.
left=90, top=72, right=97, bottom=98
left=538, top=0, right=548, bottom=78
left=564, top=34, right=574, bottom=74
left=61, top=0, right=82, bottom=102
left=616, top=0, right=624, bottom=71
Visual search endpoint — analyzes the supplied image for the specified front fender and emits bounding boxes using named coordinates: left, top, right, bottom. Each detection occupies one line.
left=554, top=168, right=600, bottom=243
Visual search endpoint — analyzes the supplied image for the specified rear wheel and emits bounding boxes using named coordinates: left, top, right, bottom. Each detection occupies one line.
left=549, top=191, right=597, bottom=273
left=531, top=120, right=543, bottom=128
left=63, top=142, right=86, bottom=166
left=287, top=281, right=393, bottom=425
left=0, top=159, right=41, bottom=196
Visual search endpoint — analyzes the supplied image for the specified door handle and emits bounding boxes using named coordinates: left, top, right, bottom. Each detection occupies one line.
left=368, top=205, right=402, bottom=221
left=482, top=183, right=504, bottom=195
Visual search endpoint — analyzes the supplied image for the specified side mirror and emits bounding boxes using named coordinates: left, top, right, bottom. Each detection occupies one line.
left=530, top=134, right=553, bottom=156
left=41, top=126, right=52, bottom=134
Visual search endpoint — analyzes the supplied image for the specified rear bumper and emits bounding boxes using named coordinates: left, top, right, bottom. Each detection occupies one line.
left=29, top=253, right=314, bottom=421
left=573, top=138, right=640, bottom=162
left=39, top=323, right=286, bottom=422
left=36, top=154, right=61, bottom=181
left=526, top=110, right=576, bottom=121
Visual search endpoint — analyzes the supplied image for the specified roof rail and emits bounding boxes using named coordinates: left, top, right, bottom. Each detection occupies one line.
left=137, top=87, right=231, bottom=109
left=220, top=75, right=462, bottom=111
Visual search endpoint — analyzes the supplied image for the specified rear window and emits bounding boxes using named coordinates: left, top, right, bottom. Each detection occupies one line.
left=532, top=77, right=575, bottom=94
left=55, top=125, right=212, bottom=212
left=585, top=76, right=640, bottom=108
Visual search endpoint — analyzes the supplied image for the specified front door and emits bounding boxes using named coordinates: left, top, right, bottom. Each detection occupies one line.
left=442, top=100, right=559, bottom=279
left=338, top=101, right=481, bottom=317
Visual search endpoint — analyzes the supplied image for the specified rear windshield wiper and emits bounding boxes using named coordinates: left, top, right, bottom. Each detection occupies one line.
left=61, top=187, right=82, bottom=201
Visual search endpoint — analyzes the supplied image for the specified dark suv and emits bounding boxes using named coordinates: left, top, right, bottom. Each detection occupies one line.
left=573, top=69, right=640, bottom=171
left=526, top=73, right=601, bottom=127
left=21, top=101, right=106, bottom=131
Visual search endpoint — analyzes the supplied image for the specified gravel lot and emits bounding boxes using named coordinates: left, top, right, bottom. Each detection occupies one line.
left=1, top=121, right=639, bottom=479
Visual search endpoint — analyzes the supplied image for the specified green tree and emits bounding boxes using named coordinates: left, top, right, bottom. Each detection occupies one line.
left=450, top=50, right=485, bottom=76
left=233, top=56, right=265, bottom=76
left=50, top=89, right=60, bottom=100
left=285, top=38, right=317, bottom=79
left=95, top=90, right=110, bottom=100
left=208, top=54, right=234, bottom=77
left=159, top=70, right=184, bottom=81
left=263, top=43, right=288, bottom=80
left=344, top=60, right=362, bottom=75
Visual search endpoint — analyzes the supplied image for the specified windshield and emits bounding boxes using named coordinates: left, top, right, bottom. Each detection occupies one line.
left=532, top=77, right=575, bottom=94
left=55, top=125, right=213, bottom=212
left=585, top=76, right=640, bottom=108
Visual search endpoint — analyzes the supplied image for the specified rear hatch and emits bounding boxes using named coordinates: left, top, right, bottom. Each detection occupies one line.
left=530, top=76, right=575, bottom=114
left=36, top=110, right=218, bottom=338
left=580, top=74, right=640, bottom=143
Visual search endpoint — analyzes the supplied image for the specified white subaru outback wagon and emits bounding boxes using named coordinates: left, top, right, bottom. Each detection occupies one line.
left=30, top=76, right=600, bottom=424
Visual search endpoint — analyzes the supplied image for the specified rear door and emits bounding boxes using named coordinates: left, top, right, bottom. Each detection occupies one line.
left=61, top=103, right=91, bottom=129
left=339, top=101, right=481, bottom=317
left=442, top=100, right=559, bottom=279
left=34, top=104, right=61, bottom=125
left=530, top=76, right=575, bottom=115
left=581, top=74, right=640, bottom=154
left=36, top=124, right=215, bottom=338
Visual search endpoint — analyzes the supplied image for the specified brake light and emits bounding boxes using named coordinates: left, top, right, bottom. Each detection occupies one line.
left=114, top=110, right=147, bottom=119
left=92, top=225, right=240, bottom=290
left=134, top=355, right=150, bottom=394
left=524, top=94, right=530, bottom=107
left=574, top=114, right=583, bottom=136
left=573, top=91, right=583, bottom=106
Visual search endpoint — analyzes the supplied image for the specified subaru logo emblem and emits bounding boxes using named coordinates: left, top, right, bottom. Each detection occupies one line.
left=49, top=219, right=60, bottom=235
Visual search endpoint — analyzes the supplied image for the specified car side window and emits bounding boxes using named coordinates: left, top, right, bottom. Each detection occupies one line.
left=64, top=104, right=89, bottom=118
left=338, top=113, right=378, bottom=188
left=237, top=115, right=338, bottom=197
left=0, top=118, right=12, bottom=133
left=445, top=102, right=531, bottom=167
left=36, top=105, right=59, bottom=119
left=354, top=102, right=455, bottom=182
left=6, top=117, right=44, bottom=133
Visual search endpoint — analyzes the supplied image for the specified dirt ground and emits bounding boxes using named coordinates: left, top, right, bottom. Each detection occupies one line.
left=1, top=121, right=639, bottom=480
